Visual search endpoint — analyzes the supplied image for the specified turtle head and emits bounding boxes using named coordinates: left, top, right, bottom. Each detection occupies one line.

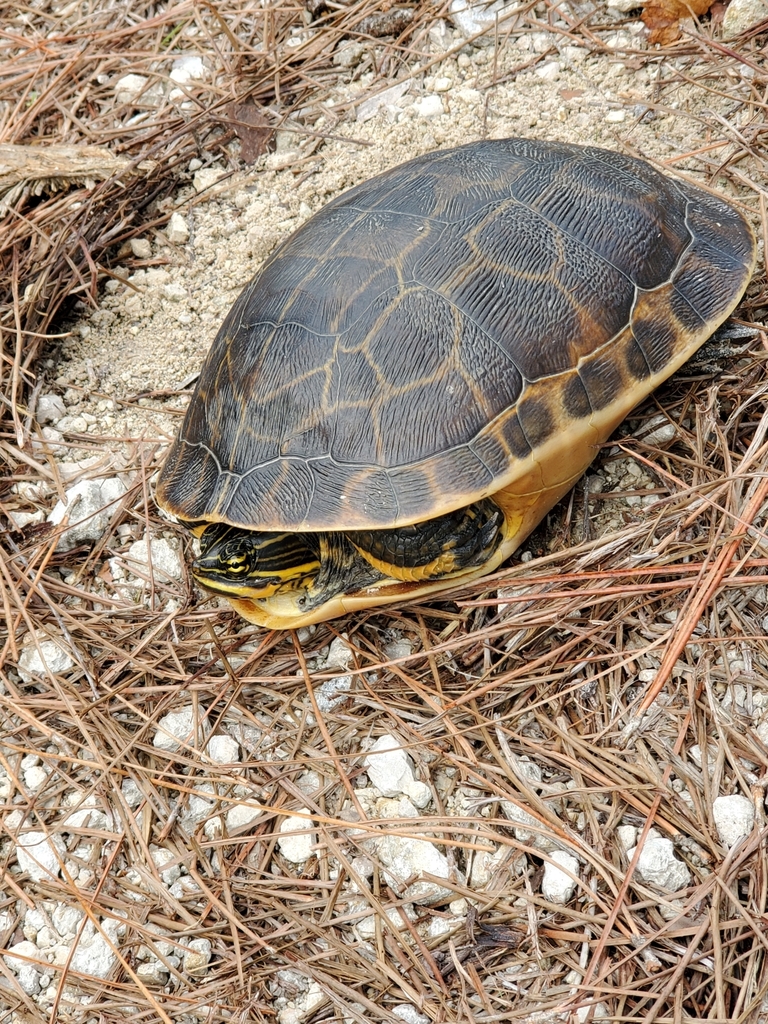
left=192, top=524, right=320, bottom=599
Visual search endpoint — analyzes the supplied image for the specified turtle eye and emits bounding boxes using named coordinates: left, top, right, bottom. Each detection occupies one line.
left=222, top=548, right=251, bottom=576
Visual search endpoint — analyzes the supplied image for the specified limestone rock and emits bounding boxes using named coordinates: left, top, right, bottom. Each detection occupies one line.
left=16, top=829, right=66, bottom=881
left=18, top=637, right=75, bottom=683
left=167, top=212, right=189, bottom=244
left=365, top=735, right=415, bottom=797
left=69, top=918, right=122, bottom=978
left=450, top=0, right=517, bottom=39
left=48, top=476, right=127, bottom=550
left=542, top=850, right=580, bottom=904
left=125, top=536, right=182, bottom=580
left=376, top=834, right=456, bottom=904
left=36, top=393, right=66, bottom=423
left=628, top=835, right=691, bottom=890
left=723, top=0, right=768, bottom=36
left=183, top=937, right=212, bottom=976
left=278, top=810, right=316, bottom=863
left=713, top=794, right=754, bottom=849
left=153, top=705, right=205, bottom=751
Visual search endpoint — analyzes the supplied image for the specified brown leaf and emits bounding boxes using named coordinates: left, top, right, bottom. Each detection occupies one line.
left=642, top=0, right=713, bottom=45
left=227, top=103, right=274, bottom=164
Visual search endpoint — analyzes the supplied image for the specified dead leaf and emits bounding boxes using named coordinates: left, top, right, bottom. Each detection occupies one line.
left=227, top=102, right=274, bottom=164
left=642, top=0, right=712, bottom=45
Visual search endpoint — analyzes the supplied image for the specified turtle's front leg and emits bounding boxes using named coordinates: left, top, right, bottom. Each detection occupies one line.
left=346, top=497, right=503, bottom=582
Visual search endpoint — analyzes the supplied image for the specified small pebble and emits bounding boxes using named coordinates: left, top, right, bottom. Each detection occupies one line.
left=193, top=167, right=224, bottom=193
left=542, top=850, right=579, bottom=904
left=356, top=81, right=410, bottom=122
left=365, top=735, right=416, bottom=798
left=324, top=634, right=354, bottom=670
left=36, top=393, right=66, bottom=424
left=205, top=734, right=240, bottom=764
left=48, top=477, right=127, bottom=551
left=125, top=536, right=182, bottom=580
left=376, top=833, right=455, bottom=904
left=713, top=794, right=754, bottom=849
left=150, top=845, right=181, bottom=886
left=130, top=237, right=152, bottom=259
left=576, top=1004, right=610, bottom=1021
left=153, top=706, right=203, bottom=751
left=18, top=638, right=75, bottom=683
left=68, top=918, right=122, bottom=979
left=393, top=1005, right=430, bottom=1024
left=23, top=765, right=48, bottom=791
left=639, top=414, right=676, bottom=446
left=115, top=73, right=147, bottom=104
left=450, top=0, right=513, bottom=38
left=183, top=937, right=212, bottom=976
left=414, top=95, right=445, bottom=118
left=723, top=0, right=768, bottom=36
left=226, top=802, right=263, bottom=830
left=616, top=824, right=637, bottom=852
left=15, top=830, right=66, bottom=882
left=8, top=509, right=45, bottom=529
left=3, top=941, right=41, bottom=995
left=628, top=836, right=691, bottom=890
left=535, top=60, right=561, bottom=81
left=162, top=282, right=187, bottom=302
left=167, top=211, right=190, bottom=244
left=137, top=960, right=168, bottom=983
left=278, top=810, right=316, bottom=863
left=171, top=54, right=206, bottom=84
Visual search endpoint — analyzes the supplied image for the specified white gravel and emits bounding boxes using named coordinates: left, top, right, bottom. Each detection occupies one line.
left=17, top=637, right=75, bottom=683
left=153, top=705, right=206, bottom=751
left=375, top=833, right=458, bottom=904
left=278, top=811, right=316, bottom=863
left=542, top=850, right=580, bottom=905
left=47, top=476, right=127, bottom=550
left=15, top=829, right=66, bottom=883
left=713, top=794, right=755, bottom=849
left=628, top=834, right=692, bottom=891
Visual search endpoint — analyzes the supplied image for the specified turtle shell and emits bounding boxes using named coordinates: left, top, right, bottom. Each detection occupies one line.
left=156, top=138, right=755, bottom=533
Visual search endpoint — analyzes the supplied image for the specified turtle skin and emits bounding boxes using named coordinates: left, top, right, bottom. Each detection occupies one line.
left=156, top=137, right=755, bottom=627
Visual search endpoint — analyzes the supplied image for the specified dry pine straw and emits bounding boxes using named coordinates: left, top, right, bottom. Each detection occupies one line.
left=2, top=1, right=768, bottom=1022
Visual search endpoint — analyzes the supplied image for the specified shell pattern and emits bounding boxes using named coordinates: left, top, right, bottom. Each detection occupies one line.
left=157, top=138, right=755, bottom=533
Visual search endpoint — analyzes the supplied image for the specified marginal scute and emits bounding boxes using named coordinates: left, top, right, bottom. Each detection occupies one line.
left=517, top=395, right=556, bottom=449
left=631, top=306, right=677, bottom=373
left=159, top=442, right=220, bottom=520
left=578, top=351, right=625, bottom=412
left=624, top=333, right=652, bottom=382
left=500, top=410, right=533, bottom=461
left=562, top=373, right=593, bottom=418
left=155, top=137, right=755, bottom=536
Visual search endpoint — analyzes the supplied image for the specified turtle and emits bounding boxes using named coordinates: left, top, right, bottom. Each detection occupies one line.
left=155, top=137, right=755, bottom=630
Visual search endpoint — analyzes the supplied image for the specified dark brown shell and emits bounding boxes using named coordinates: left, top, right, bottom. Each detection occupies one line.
left=156, top=138, right=755, bottom=531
